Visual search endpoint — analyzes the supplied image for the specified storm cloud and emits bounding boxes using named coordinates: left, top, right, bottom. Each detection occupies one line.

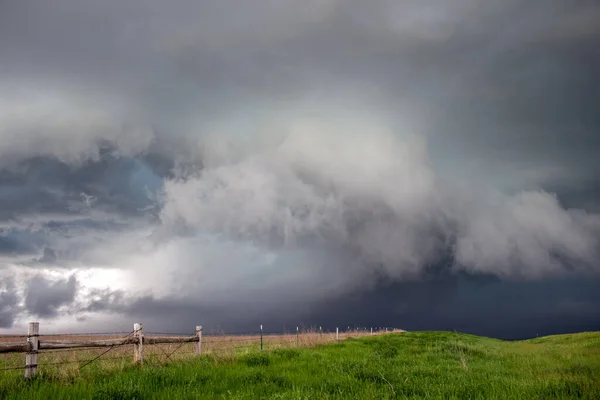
left=0, top=0, right=599, bottom=337
left=0, top=278, right=20, bottom=328
left=24, top=275, right=78, bottom=318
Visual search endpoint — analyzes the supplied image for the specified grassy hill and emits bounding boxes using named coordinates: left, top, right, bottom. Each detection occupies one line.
left=1, top=331, right=599, bottom=399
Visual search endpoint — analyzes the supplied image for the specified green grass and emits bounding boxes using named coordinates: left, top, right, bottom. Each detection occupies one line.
left=1, top=331, right=599, bottom=399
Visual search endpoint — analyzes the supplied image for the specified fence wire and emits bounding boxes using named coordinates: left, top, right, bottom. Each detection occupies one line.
left=1, top=330, right=135, bottom=373
left=79, top=330, right=135, bottom=370
left=2, top=328, right=391, bottom=374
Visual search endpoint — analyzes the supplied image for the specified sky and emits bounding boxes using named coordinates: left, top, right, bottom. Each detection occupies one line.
left=1, top=0, right=599, bottom=339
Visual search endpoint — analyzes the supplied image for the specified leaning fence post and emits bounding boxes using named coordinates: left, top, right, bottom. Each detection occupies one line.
left=24, top=322, right=39, bottom=379
left=195, top=325, right=203, bottom=355
left=260, top=325, right=263, bottom=352
left=133, top=323, right=143, bottom=365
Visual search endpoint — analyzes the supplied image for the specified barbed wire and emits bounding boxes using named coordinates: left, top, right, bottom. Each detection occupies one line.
left=79, top=330, right=135, bottom=370
left=40, top=346, right=129, bottom=354
left=3, top=330, right=364, bottom=341
left=2, top=365, right=27, bottom=371
left=203, top=337, right=260, bottom=344
left=1, top=328, right=379, bottom=373
left=144, top=332, right=196, bottom=336
left=162, top=341, right=189, bottom=362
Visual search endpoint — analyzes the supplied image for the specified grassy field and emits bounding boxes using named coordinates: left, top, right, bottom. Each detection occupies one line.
left=1, top=330, right=599, bottom=399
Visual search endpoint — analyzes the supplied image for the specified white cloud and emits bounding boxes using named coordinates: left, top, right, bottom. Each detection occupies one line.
left=158, top=117, right=600, bottom=283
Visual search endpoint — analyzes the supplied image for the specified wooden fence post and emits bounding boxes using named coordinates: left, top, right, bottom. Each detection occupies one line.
left=195, top=325, right=202, bottom=355
left=133, top=323, right=143, bottom=365
left=336, top=327, right=339, bottom=342
left=371, top=327, right=373, bottom=335
left=24, top=322, right=39, bottom=379
left=296, top=327, right=299, bottom=347
left=260, top=325, right=263, bottom=352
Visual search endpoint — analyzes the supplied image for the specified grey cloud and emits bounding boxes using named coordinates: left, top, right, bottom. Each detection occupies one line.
left=454, top=191, right=600, bottom=277
left=81, top=288, right=127, bottom=314
left=0, top=278, right=20, bottom=328
left=0, top=0, right=599, bottom=337
left=543, top=178, right=600, bottom=212
left=0, top=153, right=163, bottom=265
left=158, top=129, right=600, bottom=280
left=37, top=247, right=57, bottom=264
left=304, top=273, right=600, bottom=340
left=25, top=275, right=78, bottom=318
left=66, top=272, right=600, bottom=339
left=0, top=154, right=161, bottom=220
left=1, top=0, right=598, bottom=182
left=0, top=229, right=47, bottom=260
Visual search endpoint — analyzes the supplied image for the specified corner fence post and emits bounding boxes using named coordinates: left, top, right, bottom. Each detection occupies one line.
left=195, top=325, right=203, bottom=355
left=24, top=322, right=39, bottom=379
left=133, top=323, right=143, bottom=365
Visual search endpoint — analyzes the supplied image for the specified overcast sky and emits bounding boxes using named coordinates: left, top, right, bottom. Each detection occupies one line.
left=1, top=0, right=599, bottom=339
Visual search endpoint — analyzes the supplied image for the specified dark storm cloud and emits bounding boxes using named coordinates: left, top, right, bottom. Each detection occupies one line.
left=24, top=275, right=78, bottom=318
left=0, top=278, right=20, bottom=328
left=1, top=1, right=598, bottom=192
left=542, top=178, right=600, bottom=212
left=67, top=272, right=600, bottom=339
left=0, top=154, right=162, bottom=220
left=78, top=289, right=265, bottom=334
left=37, top=247, right=57, bottom=264
left=1, top=1, right=599, bottom=173
left=0, top=231, right=42, bottom=256
left=0, top=153, right=163, bottom=263
left=298, top=274, right=600, bottom=340
left=1, top=0, right=599, bottom=337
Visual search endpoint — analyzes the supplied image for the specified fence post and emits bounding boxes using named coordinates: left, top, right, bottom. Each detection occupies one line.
left=24, top=322, right=39, bottom=379
left=133, top=323, right=143, bottom=365
left=319, top=326, right=322, bottom=340
left=260, top=325, right=263, bottom=352
left=336, top=327, right=339, bottom=342
left=195, top=325, right=203, bottom=355
left=296, top=327, right=299, bottom=347
left=371, top=327, right=373, bottom=336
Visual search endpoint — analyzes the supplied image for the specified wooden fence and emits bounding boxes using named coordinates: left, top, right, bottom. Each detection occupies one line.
left=1, top=322, right=397, bottom=379
left=0, top=322, right=203, bottom=378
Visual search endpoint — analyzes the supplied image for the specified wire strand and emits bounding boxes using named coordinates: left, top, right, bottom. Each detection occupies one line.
left=79, top=330, right=135, bottom=370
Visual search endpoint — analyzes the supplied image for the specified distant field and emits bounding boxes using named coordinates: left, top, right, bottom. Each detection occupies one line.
left=1, top=331, right=599, bottom=399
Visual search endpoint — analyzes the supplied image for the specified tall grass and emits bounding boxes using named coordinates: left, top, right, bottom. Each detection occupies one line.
left=1, top=331, right=599, bottom=399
